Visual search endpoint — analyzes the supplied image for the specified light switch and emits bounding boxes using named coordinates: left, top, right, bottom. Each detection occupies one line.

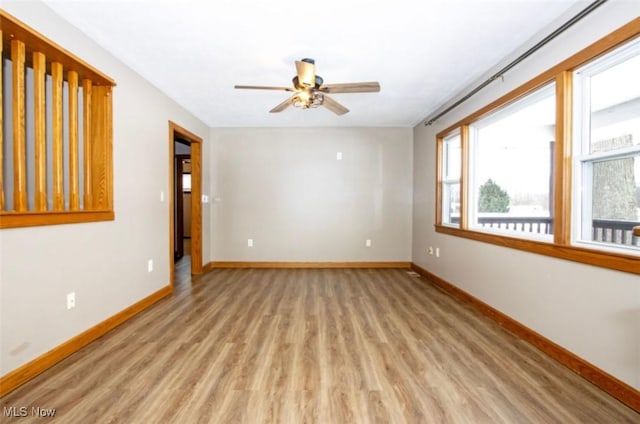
left=336, top=152, right=343, bottom=160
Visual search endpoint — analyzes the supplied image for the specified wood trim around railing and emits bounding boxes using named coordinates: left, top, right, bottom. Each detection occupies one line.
left=410, top=262, right=640, bottom=413
left=206, top=261, right=412, bottom=269
left=0, top=10, right=115, bottom=228
left=0, top=11, right=115, bottom=86
left=0, top=210, right=114, bottom=228
left=0, top=285, right=172, bottom=397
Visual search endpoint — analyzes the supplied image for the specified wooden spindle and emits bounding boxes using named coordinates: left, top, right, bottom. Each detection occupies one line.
left=68, top=71, right=79, bottom=210
left=52, top=62, right=64, bottom=211
left=33, top=51, right=47, bottom=211
left=90, top=86, right=113, bottom=211
left=12, top=39, right=27, bottom=212
left=82, top=79, right=93, bottom=209
left=0, top=30, right=4, bottom=211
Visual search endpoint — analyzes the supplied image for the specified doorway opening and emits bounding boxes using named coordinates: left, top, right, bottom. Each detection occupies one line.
left=169, top=122, right=203, bottom=286
left=175, top=150, right=191, bottom=262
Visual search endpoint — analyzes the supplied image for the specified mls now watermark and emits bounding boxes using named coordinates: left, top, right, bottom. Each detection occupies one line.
left=3, top=406, right=57, bottom=418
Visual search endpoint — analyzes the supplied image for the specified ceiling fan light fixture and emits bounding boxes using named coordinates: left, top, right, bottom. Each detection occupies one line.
left=292, top=92, right=324, bottom=109
left=311, top=93, right=324, bottom=107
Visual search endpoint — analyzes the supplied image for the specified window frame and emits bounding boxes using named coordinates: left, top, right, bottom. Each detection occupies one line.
left=438, top=130, right=462, bottom=228
left=435, top=18, right=640, bottom=275
left=571, top=39, right=640, bottom=256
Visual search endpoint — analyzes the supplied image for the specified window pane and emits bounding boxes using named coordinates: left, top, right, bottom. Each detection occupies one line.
left=444, top=133, right=461, bottom=179
left=470, top=84, right=555, bottom=239
left=441, top=132, right=461, bottom=227
left=443, top=182, right=460, bottom=225
left=574, top=37, right=640, bottom=252
left=588, top=52, right=640, bottom=153
left=582, top=154, right=640, bottom=248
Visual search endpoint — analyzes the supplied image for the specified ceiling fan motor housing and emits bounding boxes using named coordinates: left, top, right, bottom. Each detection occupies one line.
left=292, top=75, right=324, bottom=90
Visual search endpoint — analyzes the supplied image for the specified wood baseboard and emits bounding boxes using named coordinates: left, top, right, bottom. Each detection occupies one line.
left=0, top=285, right=172, bottom=397
left=207, top=261, right=411, bottom=269
left=410, top=263, right=640, bottom=413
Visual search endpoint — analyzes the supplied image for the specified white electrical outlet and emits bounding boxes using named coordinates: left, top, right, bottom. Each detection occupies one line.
left=248, top=239, right=254, bottom=247
left=428, top=246, right=434, bottom=255
left=148, top=259, right=153, bottom=272
left=336, top=152, right=343, bottom=160
left=66, top=292, right=76, bottom=310
left=436, top=247, right=440, bottom=258
left=365, top=239, right=372, bottom=247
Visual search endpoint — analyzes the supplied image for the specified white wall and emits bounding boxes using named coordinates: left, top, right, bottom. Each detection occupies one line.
left=0, top=1, right=210, bottom=374
left=208, top=127, right=412, bottom=262
left=413, top=1, right=640, bottom=390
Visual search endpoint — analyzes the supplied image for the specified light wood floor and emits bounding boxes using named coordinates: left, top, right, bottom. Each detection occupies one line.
left=2, top=268, right=638, bottom=423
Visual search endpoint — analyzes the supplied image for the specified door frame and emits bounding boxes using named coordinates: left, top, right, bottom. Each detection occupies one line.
left=169, top=121, right=203, bottom=285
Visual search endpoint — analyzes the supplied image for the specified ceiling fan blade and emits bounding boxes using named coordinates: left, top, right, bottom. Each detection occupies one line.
left=235, top=85, right=294, bottom=92
left=322, top=95, right=349, bottom=115
left=320, top=82, right=380, bottom=93
left=295, top=60, right=316, bottom=88
left=269, top=95, right=296, bottom=113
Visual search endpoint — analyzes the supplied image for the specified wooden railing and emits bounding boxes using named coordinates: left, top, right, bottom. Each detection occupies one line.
left=0, top=11, right=116, bottom=228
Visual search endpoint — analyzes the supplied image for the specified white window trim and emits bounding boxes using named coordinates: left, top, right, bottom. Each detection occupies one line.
left=571, top=38, right=640, bottom=255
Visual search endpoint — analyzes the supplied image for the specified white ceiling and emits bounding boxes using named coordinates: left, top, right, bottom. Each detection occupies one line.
left=41, top=0, right=586, bottom=128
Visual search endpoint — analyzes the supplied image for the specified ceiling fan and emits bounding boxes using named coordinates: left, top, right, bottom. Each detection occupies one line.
left=234, top=58, right=380, bottom=115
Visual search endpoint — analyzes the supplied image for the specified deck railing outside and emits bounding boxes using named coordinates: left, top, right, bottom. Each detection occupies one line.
left=591, top=219, right=640, bottom=246
left=450, top=216, right=640, bottom=247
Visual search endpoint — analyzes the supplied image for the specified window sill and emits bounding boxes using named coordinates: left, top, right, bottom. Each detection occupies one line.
left=435, top=224, right=639, bottom=275
left=0, top=210, right=114, bottom=229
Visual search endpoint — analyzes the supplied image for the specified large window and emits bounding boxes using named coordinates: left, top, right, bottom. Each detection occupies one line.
left=435, top=19, right=640, bottom=275
left=469, top=84, right=555, bottom=240
left=573, top=38, right=640, bottom=253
